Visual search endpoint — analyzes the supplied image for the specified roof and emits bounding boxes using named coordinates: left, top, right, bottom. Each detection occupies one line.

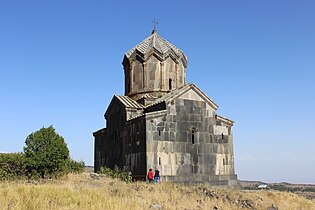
left=125, top=31, right=187, bottom=65
left=104, top=95, right=145, bottom=119
left=216, top=115, right=234, bottom=125
left=138, top=93, right=157, bottom=100
left=147, top=83, right=219, bottom=110
left=115, top=95, right=145, bottom=109
left=106, top=86, right=234, bottom=124
left=92, top=128, right=107, bottom=137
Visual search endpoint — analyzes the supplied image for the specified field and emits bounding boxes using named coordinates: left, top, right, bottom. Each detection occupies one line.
left=0, top=173, right=314, bottom=210
left=239, top=180, right=315, bottom=201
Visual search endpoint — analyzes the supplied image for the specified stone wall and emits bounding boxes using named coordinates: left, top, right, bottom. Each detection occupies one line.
left=145, top=97, right=236, bottom=184
left=122, top=116, right=147, bottom=176
left=94, top=99, right=147, bottom=176
left=124, top=55, right=186, bottom=101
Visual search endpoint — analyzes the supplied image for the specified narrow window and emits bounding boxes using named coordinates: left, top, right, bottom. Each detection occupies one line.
left=191, top=130, right=195, bottom=144
left=223, top=158, right=225, bottom=165
left=158, top=130, right=161, bottom=136
left=159, top=157, right=161, bottom=165
left=169, top=78, right=172, bottom=90
left=127, top=81, right=130, bottom=92
left=221, top=133, right=224, bottom=139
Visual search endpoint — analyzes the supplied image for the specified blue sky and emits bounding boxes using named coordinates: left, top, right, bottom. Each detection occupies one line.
left=1, top=0, right=314, bottom=183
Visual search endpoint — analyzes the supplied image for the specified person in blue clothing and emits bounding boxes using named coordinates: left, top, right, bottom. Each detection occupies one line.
left=154, top=169, right=160, bottom=183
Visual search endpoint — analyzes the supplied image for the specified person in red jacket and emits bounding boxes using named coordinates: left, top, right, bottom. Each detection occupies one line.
left=147, top=168, right=154, bottom=183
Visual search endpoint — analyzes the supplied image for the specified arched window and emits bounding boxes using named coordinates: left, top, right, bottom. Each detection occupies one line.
left=169, top=78, right=172, bottom=90
left=191, top=130, right=195, bottom=144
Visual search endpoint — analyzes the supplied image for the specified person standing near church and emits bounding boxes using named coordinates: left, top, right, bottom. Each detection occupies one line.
left=154, top=169, right=160, bottom=183
left=147, top=168, right=154, bottom=183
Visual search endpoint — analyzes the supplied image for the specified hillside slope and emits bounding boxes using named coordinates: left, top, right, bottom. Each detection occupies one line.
left=0, top=173, right=314, bottom=210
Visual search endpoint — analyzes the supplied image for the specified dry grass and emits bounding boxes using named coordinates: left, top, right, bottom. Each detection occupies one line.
left=0, top=173, right=314, bottom=210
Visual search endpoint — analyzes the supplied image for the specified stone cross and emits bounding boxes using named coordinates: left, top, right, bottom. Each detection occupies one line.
left=152, top=18, right=158, bottom=31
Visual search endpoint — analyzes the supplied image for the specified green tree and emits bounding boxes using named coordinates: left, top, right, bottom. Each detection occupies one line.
left=0, top=153, right=27, bottom=180
left=23, top=126, right=70, bottom=178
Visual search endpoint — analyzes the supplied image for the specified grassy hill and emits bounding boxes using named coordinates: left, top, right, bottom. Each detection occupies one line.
left=0, top=173, right=314, bottom=210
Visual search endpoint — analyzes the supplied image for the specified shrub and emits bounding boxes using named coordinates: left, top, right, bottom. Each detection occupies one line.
left=66, top=159, right=85, bottom=173
left=23, top=126, right=70, bottom=178
left=0, top=153, right=27, bottom=180
left=99, top=165, right=132, bottom=182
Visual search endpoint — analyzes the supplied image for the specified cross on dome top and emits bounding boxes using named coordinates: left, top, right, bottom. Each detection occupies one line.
left=152, top=18, right=158, bottom=34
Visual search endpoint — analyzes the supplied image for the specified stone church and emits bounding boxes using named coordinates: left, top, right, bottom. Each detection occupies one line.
left=93, top=29, right=237, bottom=186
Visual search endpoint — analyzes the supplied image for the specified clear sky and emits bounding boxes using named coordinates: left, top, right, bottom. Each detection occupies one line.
left=1, top=0, right=314, bottom=184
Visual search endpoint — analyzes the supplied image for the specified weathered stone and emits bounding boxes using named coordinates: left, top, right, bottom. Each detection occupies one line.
left=90, top=172, right=100, bottom=179
left=150, top=203, right=162, bottom=210
left=267, top=205, right=278, bottom=210
left=93, top=30, right=237, bottom=186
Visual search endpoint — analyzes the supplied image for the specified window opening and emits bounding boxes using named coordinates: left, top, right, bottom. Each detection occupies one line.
left=159, top=130, right=161, bottom=136
left=159, top=157, right=161, bottom=165
left=127, top=81, right=130, bottom=92
left=169, top=78, right=172, bottom=90
left=191, top=130, right=195, bottom=144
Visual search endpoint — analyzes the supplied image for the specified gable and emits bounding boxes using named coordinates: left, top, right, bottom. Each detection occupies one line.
left=104, top=96, right=125, bottom=120
left=147, top=83, right=218, bottom=111
left=175, top=84, right=219, bottom=110
left=179, top=88, right=204, bottom=102
left=105, top=95, right=144, bottom=120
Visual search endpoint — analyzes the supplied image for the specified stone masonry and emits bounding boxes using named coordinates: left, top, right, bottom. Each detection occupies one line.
left=93, top=29, right=237, bottom=186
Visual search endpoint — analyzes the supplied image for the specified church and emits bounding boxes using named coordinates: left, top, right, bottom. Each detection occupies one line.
left=93, top=28, right=237, bottom=186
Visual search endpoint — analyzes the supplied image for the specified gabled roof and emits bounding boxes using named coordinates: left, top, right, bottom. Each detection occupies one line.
left=137, top=93, right=157, bottom=100
left=104, top=86, right=234, bottom=124
left=105, top=95, right=144, bottom=119
left=115, top=95, right=145, bottom=109
left=148, top=83, right=219, bottom=110
left=217, top=115, right=234, bottom=125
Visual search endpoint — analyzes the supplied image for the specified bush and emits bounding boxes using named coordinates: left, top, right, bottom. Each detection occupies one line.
left=23, top=126, right=70, bottom=178
left=0, top=126, right=85, bottom=180
left=99, top=165, right=132, bottom=182
left=0, top=153, right=27, bottom=180
left=66, top=159, right=85, bottom=173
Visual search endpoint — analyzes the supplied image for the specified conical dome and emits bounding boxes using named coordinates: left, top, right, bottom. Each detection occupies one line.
left=122, top=31, right=188, bottom=104
left=124, top=31, right=187, bottom=66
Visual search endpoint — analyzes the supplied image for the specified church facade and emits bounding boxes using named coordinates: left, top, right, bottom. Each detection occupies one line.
left=93, top=29, right=237, bottom=186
